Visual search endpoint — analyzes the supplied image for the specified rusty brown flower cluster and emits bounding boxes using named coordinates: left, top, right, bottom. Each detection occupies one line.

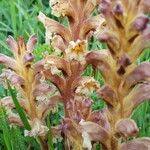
left=0, top=0, right=150, bottom=150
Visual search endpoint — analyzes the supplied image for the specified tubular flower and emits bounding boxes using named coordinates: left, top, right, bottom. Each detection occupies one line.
left=45, top=29, right=53, bottom=44
left=0, top=97, right=22, bottom=126
left=36, top=0, right=143, bottom=149
left=58, top=95, right=111, bottom=150
left=65, top=40, right=87, bottom=64
left=0, top=35, right=60, bottom=149
left=44, top=59, right=61, bottom=75
left=24, top=118, right=49, bottom=137
left=75, top=77, right=99, bottom=95
left=38, top=1, right=107, bottom=148
left=81, top=131, right=92, bottom=150
left=84, top=0, right=150, bottom=149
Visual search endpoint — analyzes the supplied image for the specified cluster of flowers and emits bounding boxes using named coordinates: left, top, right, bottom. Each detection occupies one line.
left=0, top=0, right=150, bottom=150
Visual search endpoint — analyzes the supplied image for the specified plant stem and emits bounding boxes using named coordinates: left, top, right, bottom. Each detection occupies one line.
left=37, top=137, right=48, bottom=150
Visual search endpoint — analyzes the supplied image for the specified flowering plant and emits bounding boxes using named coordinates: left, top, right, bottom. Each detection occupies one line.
left=0, top=0, right=150, bottom=150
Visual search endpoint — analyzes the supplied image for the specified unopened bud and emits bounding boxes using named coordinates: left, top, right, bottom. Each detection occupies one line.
left=24, top=52, right=34, bottom=63
left=27, top=34, right=37, bottom=52
left=98, top=0, right=111, bottom=14
left=98, top=32, right=110, bottom=42
left=119, top=53, right=131, bottom=67
left=115, top=119, right=139, bottom=138
left=113, top=2, right=124, bottom=15
left=133, top=15, right=149, bottom=32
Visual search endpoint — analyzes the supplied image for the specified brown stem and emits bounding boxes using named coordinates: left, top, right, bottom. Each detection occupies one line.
left=38, top=137, right=48, bottom=150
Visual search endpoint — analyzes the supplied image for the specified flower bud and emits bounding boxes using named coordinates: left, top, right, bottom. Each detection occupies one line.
left=98, top=32, right=110, bottom=42
left=27, top=34, right=37, bottom=52
left=119, top=53, right=131, bottom=67
left=6, top=36, right=18, bottom=53
left=18, top=37, right=25, bottom=50
left=113, top=2, right=124, bottom=15
left=98, top=0, right=111, bottom=14
left=133, top=15, right=149, bottom=32
left=115, top=119, right=139, bottom=138
left=24, top=52, right=34, bottom=64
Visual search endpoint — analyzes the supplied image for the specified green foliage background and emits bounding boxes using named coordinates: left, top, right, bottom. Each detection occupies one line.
left=0, top=0, right=150, bottom=149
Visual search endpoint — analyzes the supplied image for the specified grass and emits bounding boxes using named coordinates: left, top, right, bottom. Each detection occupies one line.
left=0, top=0, right=149, bottom=149
left=0, top=0, right=50, bottom=55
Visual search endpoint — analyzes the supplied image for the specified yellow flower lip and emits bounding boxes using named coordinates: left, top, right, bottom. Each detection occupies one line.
left=84, top=80, right=98, bottom=89
left=65, top=40, right=87, bottom=63
left=71, top=40, right=86, bottom=54
left=75, top=77, right=99, bottom=95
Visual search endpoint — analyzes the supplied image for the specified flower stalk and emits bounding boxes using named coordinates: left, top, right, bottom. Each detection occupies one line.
left=0, top=0, right=150, bottom=150
left=0, top=35, right=58, bottom=149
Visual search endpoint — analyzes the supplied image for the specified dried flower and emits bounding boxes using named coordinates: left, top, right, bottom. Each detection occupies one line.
left=44, top=59, right=61, bottom=75
left=65, top=40, right=87, bottom=64
left=82, top=131, right=92, bottom=150
left=24, top=118, right=49, bottom=137
left=45, top=29, right=53, bottom=44
left=75, top=77, right=99, bottom=95
left=50, top=0, right=68, bottom=17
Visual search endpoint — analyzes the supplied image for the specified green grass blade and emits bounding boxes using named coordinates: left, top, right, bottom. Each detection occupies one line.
left=9, top=0, right=17, bottom=37
left=7, top=81, right=31, bottom=130
left=11, top=127, right=26, bottom=150
left=47, top=113, right=54, bottom=150
left=0, top=107, right=12, bottom=150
